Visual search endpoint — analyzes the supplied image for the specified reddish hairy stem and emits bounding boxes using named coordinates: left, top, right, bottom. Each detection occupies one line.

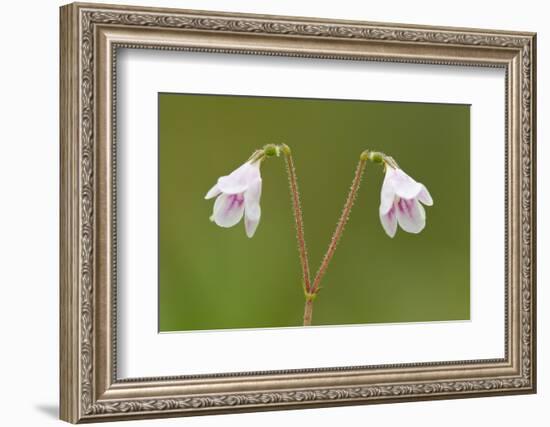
left=303, top=297, right=314, bottom=326
left=309, top=159, right=367, bottom=295
left=283, top=152, right=312, bottom=293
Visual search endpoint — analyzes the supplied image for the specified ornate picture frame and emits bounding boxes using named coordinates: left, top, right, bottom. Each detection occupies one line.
left=60, top=2, right=536, bottom=423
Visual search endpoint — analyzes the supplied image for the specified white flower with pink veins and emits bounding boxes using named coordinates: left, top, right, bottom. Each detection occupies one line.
left=379, top=166, right=433, bottom=238
left=205, top=159, right=262, bottom=238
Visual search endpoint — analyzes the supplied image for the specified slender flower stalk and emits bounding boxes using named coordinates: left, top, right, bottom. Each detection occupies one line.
left=302, top=152, right=371, bottom=325
left=282, top=144, right=312, bottom=295
left=309, top=155, right=368, bottom=298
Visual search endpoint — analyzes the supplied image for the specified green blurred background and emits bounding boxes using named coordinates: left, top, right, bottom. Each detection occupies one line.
left=158, top=93, right=470, bottom=332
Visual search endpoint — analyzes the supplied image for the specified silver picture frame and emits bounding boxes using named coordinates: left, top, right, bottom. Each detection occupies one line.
left=60, top=2, right=536, bottom=422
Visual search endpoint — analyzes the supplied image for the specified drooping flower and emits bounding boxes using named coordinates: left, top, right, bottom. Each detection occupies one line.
left=379, top=166, right=433, bottom=238
left=205, top=159, right=262, bottom=238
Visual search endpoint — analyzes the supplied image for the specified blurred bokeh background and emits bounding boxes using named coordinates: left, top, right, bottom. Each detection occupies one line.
left=159, top=93, right=470, bottom=331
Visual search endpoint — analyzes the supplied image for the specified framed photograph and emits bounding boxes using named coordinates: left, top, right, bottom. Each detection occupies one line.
left=60, top=2, right=537, bottom=423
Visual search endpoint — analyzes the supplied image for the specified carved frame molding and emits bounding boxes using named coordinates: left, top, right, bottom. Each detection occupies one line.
left=60, top=2, right=536, bottom=423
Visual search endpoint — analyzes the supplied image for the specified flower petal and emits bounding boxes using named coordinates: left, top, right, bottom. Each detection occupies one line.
left=418, top=184, right=433, bottom=206
left=390, top=168, right=423, bottom=200
left=380, top=205, right=398, bottom=238
left=418, top=201, right=426, bottom=221
left=244, top=178, right=262, bottom=217
left=380, top=170, right=396, bottom=215
left=395, top=198, right=426, bottom=233
left=205, top=183, right=221, bottom=200
left=212, top=193, right=245, bottom=228
left=217, top=162, right=255, bottom=194
left=244, top=210, right=261, bottom=238
left=243, top=178, right=262, bottom=238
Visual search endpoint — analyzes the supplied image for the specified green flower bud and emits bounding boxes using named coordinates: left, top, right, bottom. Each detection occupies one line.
left=263, top=144, right=279, bottom=157
left=368, top=151, right=385, bottom=164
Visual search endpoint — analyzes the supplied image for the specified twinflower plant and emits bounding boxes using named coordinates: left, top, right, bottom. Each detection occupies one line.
left=205, top=145, right=433, bottom=326
left=205, top=151, right=263, bottom=238
left=378, top=156, right=433, bottom=237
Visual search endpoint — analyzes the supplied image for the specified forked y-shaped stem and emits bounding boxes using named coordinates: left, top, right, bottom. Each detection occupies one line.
left=282, top=146, right=369, bottom=326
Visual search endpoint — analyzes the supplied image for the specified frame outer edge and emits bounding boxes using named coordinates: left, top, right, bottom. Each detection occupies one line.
left=59, top=2, right=537, bottom=422
left=60, top=3, right=81, bottom=424
left=529, top=33, right=537, bottom=393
